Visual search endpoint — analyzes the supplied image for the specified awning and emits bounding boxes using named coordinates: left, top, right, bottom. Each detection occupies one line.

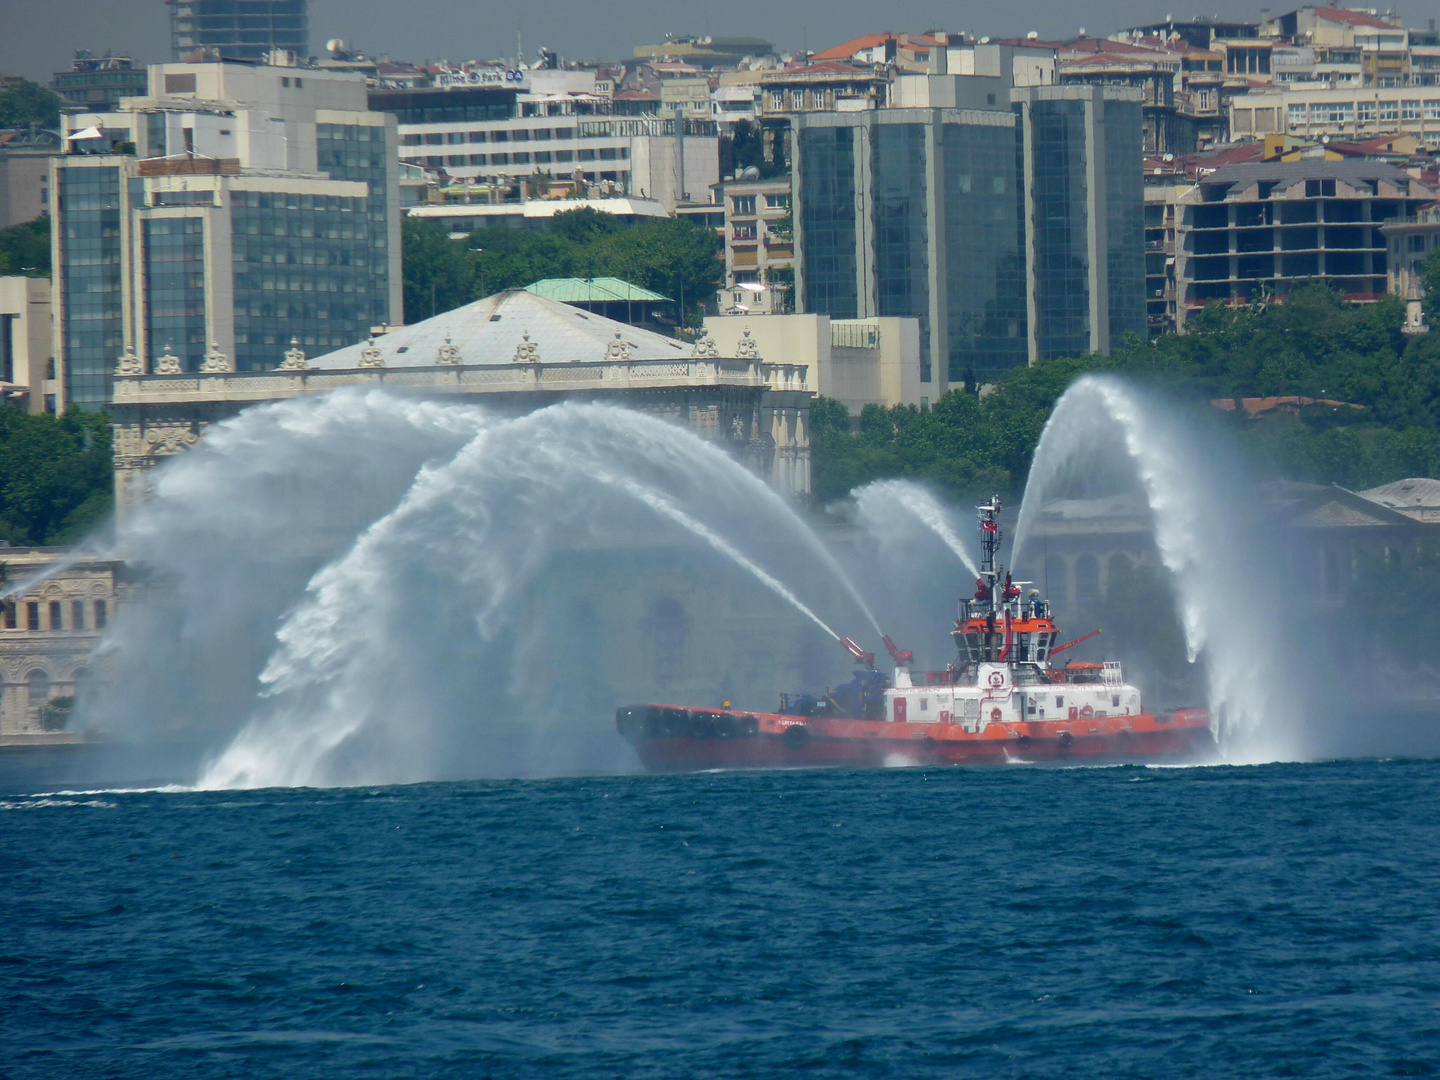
left=66, top=126, right=103, bottom=140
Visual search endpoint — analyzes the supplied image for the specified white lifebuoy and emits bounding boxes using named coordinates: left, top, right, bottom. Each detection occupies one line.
left=988, top=671, right=1005, bottom=687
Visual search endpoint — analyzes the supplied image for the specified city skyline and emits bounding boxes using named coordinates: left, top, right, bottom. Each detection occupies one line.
left=3, top=0, right=1279, bottom=82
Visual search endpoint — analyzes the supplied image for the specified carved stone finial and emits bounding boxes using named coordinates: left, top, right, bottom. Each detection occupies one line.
left=200, top=341, right=233, bottom=373
left=603, top=328, right=634, bottom=363
left=437, top=333, right=462, bottom=366
left=115, top=344, right=145, bottom=377
left=154, top=343, right=183, bottom=375
left=512, top=330, right=541, bottom=363
left=358, top=336, right=385, bottom=369
left=691, top=332, right=719, bottom=358
left=736, top=327, right=760, bottom=360
left=278, top=337, right=309, bottom=371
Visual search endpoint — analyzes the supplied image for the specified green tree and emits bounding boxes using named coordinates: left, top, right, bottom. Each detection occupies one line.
left=0, top=216, right=50, bottom=276
left=401, top=217, right=475, bottom=324
left=0, top=80, right=61, bottom=130
left=0, top=408, right=113, bottom=545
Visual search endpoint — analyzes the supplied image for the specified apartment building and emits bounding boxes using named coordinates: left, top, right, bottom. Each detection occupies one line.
left=1174, top=159, right=1437, bottom=328
left=716, top=175, right=791, bottom=292
left=1231, top=86, right=1440, bottom=141
left=374, top=71, right=719, bottom=211
left=1381, top=201, right=1440, bottom=332
left=55, top=59, right=400, bottom=407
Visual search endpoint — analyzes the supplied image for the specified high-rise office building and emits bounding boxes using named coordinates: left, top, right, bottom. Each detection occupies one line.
left=53, top=60, right=400, bottom=409
left=795, top=107, right=1026, bottom=394
left=1014, top=85, right=1147, bottom=363
left=794, top=77, right=1145, bottom=388
left=168, top=0, right=308, bottom=62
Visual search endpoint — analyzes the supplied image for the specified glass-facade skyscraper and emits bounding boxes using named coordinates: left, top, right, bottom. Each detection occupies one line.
left=796, top=83, right=1145, bottom=387
left=53, top=61, right=401, bottom=409
left=796, top=108, right=1026, bottom=391
left=169, top=0, right=308, bottom=61
left=1014, top=86, right=1146, bottom=364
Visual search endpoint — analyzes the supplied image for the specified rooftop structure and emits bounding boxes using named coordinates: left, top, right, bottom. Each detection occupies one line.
left=167, top=0, right=308, bottom=62
left=50, top=53, right=148, bottom=112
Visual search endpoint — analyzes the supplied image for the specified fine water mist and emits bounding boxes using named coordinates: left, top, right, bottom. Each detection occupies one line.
left=854, top=480, right=981, bottom=579
left=86, top=391, right=877, bottom=788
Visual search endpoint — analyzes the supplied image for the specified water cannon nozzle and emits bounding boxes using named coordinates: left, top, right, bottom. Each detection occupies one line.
left=839, top=637, right=875, bottom=669
left=881, top=634, right=913, bottom=666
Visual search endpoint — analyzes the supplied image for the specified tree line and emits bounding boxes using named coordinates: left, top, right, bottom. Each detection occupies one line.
left=810, top=266, right=1440, bottom=504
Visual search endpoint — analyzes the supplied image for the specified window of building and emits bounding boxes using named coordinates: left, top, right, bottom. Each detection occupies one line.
left=535, top=151, right=552, bottom=163
left=469, top=154, right=486, bottom=165
left=554, top=149, right=573, bottom=162
left=27, top=669, right=50, bottom=707
left=733, top=223, right=758, bottom=240
left=491, top=152, right=509, bottom=165
left=2, top=603, right=14, bottom=629
left=468, top=131, right=487, bottom=143
left=533, top=128, right=552, bottom=140
left=424, top=132, right=444, bottom=145
left=48, top=601, right=61, bottom=630
left=93, top=600, right=107, bottom=629
left=490, top=130, right=509, bottom=142
left=1426, top=101, right=1440, bottom=120
left=512, top=130, right=529, bottom=142
left=765, top=193, right=790, bottom=209
left=425, top=155, right=443, bottom=167
left=512, top=152, right=530, bottom=164
left=71, top=600, right=85, bottom=630
left=294, top=78, right=303, bottom=88
left=447, top=155, right=466, bottom=166
left=732, top=194, right=757, bottom=215
left=26, top=602, right=39, bottom=631
left=1358, top=101, right=1377, bottom=122
left=1304, top=179, right=1336, bottom=198
left=1287, top=102, right=1307, bottom=126
left=1379, top=100, right=1399, bottom=122
left=447, top=131, right=466, bottom=144
left=1401, top=100, right=1421, bottom=121
left=577, top=148, right=596, bottom=161
left=402, top=134, right=422, bottom=146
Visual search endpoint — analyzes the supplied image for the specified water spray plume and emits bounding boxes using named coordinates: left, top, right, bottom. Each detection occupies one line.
left=71, top=393, right=875, bottom=789
left=1010, top=374, right=1301, bottom=762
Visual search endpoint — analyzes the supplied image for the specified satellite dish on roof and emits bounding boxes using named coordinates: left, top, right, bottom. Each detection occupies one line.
left=740, top=165, right=761, bottom=180
left=326, top=39, right=345, bottom=55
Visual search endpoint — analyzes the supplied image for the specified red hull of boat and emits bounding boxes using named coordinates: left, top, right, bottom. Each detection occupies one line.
left=621, top=707, right=1215, bottom=772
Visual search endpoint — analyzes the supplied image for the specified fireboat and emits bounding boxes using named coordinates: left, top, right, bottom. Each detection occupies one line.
left=616, top=497, right=1214, bottom=770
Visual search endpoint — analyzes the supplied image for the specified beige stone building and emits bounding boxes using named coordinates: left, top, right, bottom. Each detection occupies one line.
left=0, top=547, right=123, bottom=738
left=109, top=289, right=816, bottom=510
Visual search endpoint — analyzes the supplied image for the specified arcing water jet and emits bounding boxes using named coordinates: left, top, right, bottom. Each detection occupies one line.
left=83, top=395, right=873, bottom=788
left=854, top=480, right=982, bottom=579
left=1009, top=374, right=1304, bottom=761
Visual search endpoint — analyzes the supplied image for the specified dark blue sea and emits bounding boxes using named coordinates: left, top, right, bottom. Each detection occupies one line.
left=4, top=760, right=1440, bottom=1078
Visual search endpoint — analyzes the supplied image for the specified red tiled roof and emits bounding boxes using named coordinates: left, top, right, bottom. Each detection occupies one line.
left=811, top=32, right=943, bottom=61
left=1313, top=7, right=1399, bottom=30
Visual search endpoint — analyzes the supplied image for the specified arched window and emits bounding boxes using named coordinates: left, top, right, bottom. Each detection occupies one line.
left=26, top=669, right=50, bottom=708
left=648, top=597, right=687, bottom=685
left=1106, top=553, right=1132, bottom=600
left=1075, top=554, right=1101, bottom=608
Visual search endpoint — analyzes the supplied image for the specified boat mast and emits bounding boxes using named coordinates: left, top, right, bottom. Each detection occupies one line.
left=978, top=495, right=1002, bottom=619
